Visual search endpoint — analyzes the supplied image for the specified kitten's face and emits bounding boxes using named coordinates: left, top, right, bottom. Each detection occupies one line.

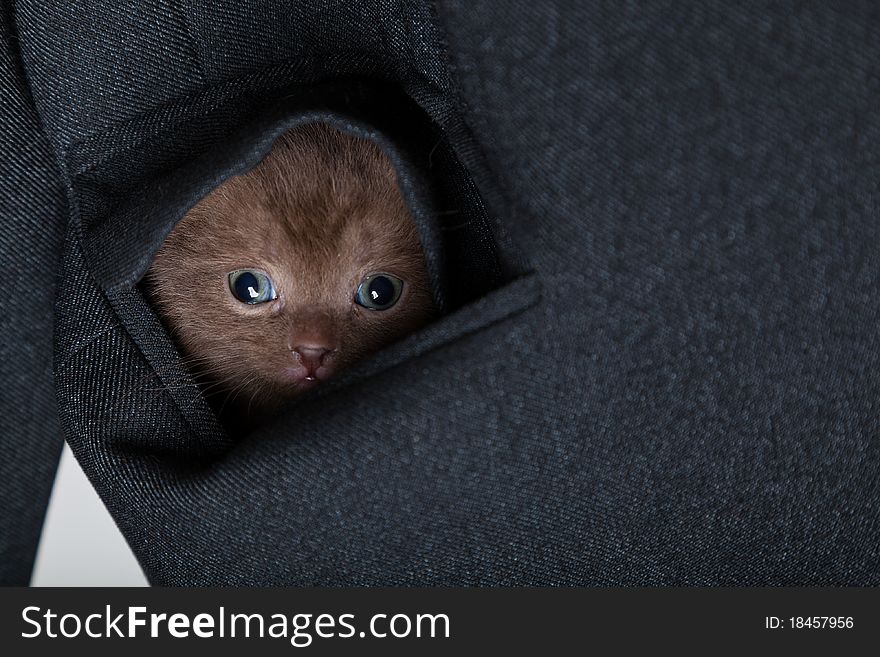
left=145, top=124, right=436, bottom=413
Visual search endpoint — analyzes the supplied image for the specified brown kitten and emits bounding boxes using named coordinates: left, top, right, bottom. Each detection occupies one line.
left=144, top=123, right=436, bottom=418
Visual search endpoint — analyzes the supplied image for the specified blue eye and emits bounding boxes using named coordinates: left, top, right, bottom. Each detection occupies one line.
left=354, top=273, right=403, bottom=310
left=228, top=270, right=277, bottom=304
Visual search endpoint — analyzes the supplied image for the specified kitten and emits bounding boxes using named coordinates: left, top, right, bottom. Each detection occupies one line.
left=144, top=123, right=436, bottom=418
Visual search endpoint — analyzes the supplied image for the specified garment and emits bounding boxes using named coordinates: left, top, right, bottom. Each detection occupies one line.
left=1, top=1, right=877, bottom=585
left=0, top=4, right=66, bottom=585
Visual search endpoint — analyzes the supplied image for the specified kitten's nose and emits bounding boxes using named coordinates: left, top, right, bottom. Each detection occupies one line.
left=293, top=344, right=334, bottom=379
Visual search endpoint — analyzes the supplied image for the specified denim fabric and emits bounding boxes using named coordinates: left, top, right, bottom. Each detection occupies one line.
left=4, top=0, right=879, bottom=585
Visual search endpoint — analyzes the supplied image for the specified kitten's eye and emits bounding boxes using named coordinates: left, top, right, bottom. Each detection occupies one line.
left=354, top=273, right=403, bottom=310
left=228, top=270, right=277, bottom=304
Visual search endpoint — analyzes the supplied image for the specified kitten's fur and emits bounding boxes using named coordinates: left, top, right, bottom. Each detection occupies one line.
left=145, top=123, right=435, bottom=417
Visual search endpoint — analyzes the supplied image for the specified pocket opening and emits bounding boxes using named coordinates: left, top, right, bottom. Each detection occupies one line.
left=59, top=80, right=538, bottom=452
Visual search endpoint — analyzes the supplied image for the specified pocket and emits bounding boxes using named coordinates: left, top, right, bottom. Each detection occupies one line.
left=55, top=80, right=538, bottom=458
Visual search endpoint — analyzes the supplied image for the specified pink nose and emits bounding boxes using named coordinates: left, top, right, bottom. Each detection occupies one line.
left=293, top=345, right=334, bottom=379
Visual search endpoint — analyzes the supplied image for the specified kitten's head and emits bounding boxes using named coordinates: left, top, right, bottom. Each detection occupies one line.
left=145, top=123, right=436, bottom=413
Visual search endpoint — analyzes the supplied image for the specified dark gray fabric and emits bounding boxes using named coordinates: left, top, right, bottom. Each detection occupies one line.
left=4, top=0, right=879, bottom=584
left=0, top=3, right=66, bottom=584
left=433, top=0, right=880, bottom=582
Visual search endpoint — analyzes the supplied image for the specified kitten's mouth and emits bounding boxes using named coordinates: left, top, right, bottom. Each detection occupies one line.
left=297, top=377, right=320, bottom=391
left=283, top=365, right=333, bottom=389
